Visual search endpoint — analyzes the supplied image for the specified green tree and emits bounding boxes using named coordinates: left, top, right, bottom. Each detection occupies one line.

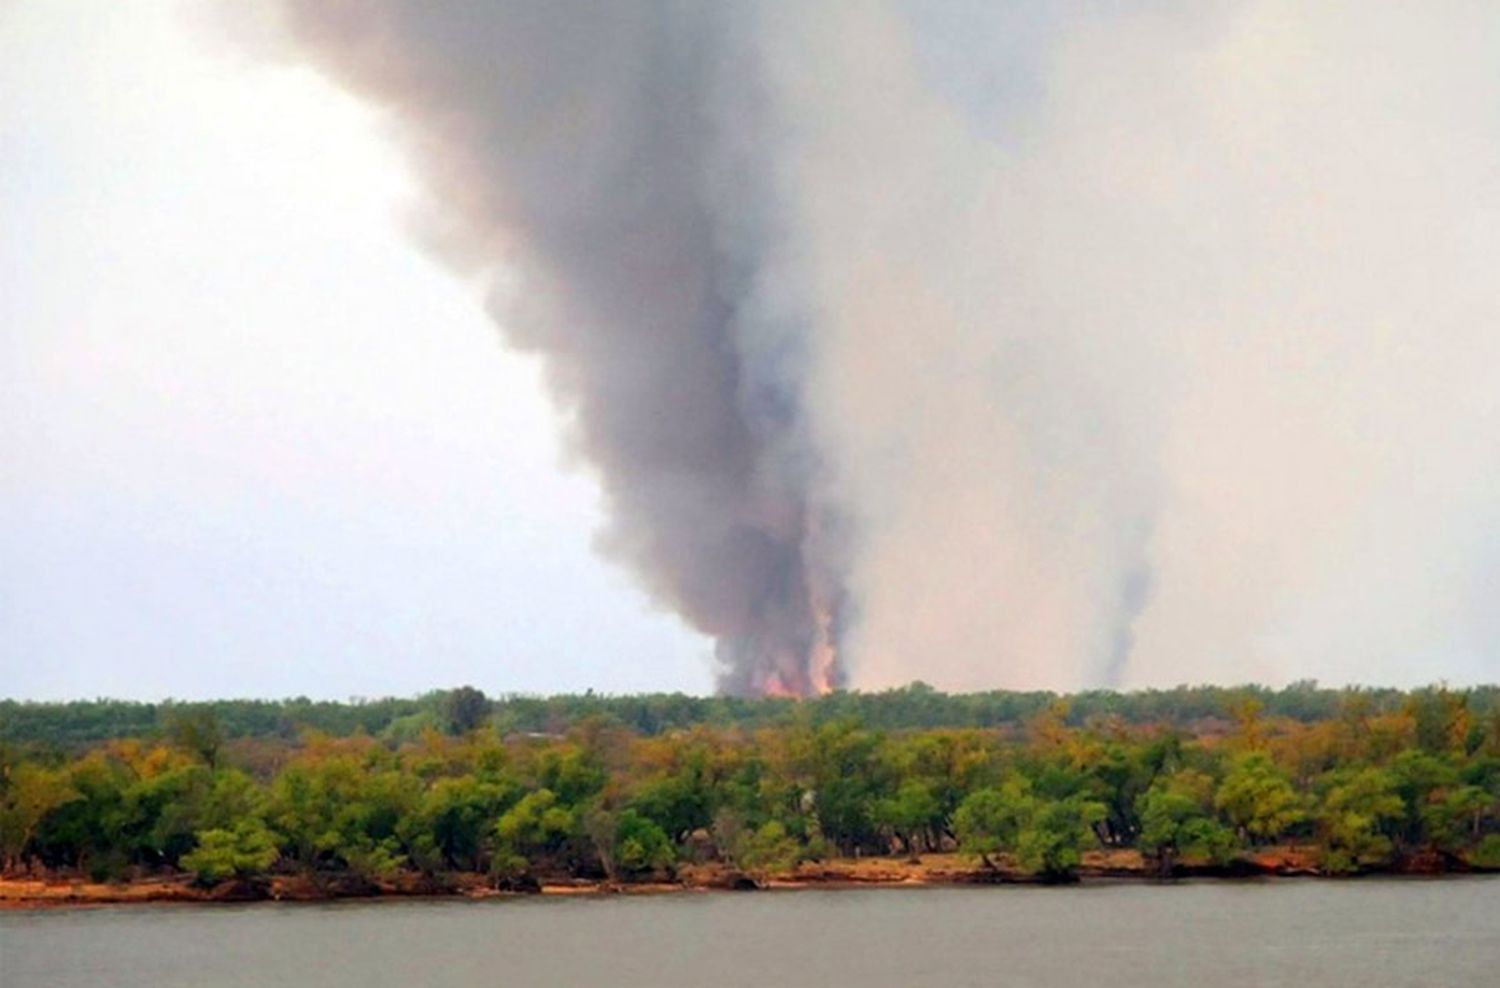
left=1316, top=768, right=1404, bottom=873
left=875, top=780, right=942, bottom=858
left=614, top=809, right=674, bottom=876
left=166, top=708, right=224, bottom=768
left=730, top=819, right=802, bottom=881
left=792, top=721, right=891, bottom=856
left=1389, top=750, right=1460, bottom=849
left=536, top=746, right=606, bottom=806
left=1470, top=834, right=1500, bottom=869
left=33, top=753, right=134, bottom=879
left=492, top=789, right=572, bottom=882
left=264, top=756, right=416, bottom=877
left=630, top=768, right=713, bottom=845
left=1407, top=687, right=1467, bottom=755
left=1420, top=786, right=1492, bottom=854
left=339, top=837, right=404, bottom=881
left=181, top=820, right=278, bottom=885
left=1215, top=752, right=1306, bottom=844
left=405, top=775, right=515, bottom=873
left=441, top=687, right=491, bottom=736
left=0, top=763, right=80, bottom=870
left=1137, top=771, right=1237, bottom=875
left=125, top=762, right=215, bottom=867
left=953, top=780, right=1034, bottom=869
left=1015, top=795, right=1107, bottom=881
left=1087, top=734, right=1181, bottom=846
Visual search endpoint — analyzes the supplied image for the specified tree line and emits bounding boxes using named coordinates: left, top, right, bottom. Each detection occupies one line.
left=1, top=685, right=1497, bottom=887
left=8, top=681, right=1491, bottom=748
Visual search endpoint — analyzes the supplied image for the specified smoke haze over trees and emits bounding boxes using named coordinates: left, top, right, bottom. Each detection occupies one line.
left=254, top=2, right=1500, bottom=694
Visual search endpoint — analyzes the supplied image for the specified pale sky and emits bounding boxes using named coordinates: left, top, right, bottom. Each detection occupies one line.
left=7, top=2, right=1499, bottom=702
left=0, top=1, right=712, bottom=700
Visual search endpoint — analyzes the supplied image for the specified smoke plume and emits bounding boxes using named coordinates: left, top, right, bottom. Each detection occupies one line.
left=265, top=1, right=1500, bottom=692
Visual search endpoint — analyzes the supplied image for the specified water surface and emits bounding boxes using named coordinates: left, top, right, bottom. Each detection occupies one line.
left=3, top=878, right=1497, bottom=987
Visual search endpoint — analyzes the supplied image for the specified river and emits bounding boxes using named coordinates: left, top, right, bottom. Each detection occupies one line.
left=3, top=878, right=1497, bottom=987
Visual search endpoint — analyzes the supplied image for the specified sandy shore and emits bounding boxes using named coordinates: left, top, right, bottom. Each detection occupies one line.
left=7, top=847, right=1465, bottom=910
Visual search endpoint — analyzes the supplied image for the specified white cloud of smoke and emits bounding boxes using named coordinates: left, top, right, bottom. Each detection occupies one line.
left=264, top=1, right=1500, bottom=692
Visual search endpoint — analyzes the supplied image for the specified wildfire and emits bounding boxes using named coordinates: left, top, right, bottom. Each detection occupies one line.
left=760, top=673, right=799, bottom=699
left=806, top=578, right=839, bottom=695
left=807, top=613, right=838, bottom=696
left=739, top=514, right=843, bottom=699
left=756, top=610, right=838, bottom=699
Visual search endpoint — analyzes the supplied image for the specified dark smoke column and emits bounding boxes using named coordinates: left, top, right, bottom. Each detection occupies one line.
left=274, top=1, right=842, bottom=694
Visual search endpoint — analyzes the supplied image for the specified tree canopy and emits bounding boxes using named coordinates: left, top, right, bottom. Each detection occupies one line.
left=2, top=684, right=1497, bottom=887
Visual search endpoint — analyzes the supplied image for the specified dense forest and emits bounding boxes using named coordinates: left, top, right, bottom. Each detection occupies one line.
left=2, top=684, right=1498, bottom=892
left=9, top=681, right=1493, bottom=746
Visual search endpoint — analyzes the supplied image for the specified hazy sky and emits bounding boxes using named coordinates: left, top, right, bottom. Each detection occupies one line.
left=0, top=1, right=711, bottom=700
left=6, top=2, right=1500, bottom=702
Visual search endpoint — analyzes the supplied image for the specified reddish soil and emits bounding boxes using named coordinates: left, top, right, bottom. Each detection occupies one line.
left=0, top=847, right=1474, bottom=910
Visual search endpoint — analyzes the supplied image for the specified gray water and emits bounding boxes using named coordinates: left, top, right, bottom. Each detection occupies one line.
left=2, top=879, right=1498, bottom=987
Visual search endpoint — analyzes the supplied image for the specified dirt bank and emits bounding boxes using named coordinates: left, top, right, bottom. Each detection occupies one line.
left=1, top=847, right=1480, bottom=910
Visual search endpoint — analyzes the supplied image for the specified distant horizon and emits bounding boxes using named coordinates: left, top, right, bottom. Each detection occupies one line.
left=6, top=678, right=1498, bottom=707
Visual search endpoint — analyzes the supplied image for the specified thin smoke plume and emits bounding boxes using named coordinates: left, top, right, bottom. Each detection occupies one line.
left=264, top=1, right=1500, bottom=693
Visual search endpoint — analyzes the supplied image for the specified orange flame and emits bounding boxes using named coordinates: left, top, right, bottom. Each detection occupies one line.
left=808, top=626, right=837, bottom=695
left=761, top=673, right=799, bottom=699
left=807, top=585, right=839, bottom=695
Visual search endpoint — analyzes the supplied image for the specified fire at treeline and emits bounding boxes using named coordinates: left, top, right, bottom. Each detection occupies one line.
left=2, top=683, right=1498, bottom=890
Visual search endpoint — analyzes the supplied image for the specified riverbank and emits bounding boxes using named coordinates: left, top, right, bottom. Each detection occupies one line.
left=7, top=847, right=1488, bottom=909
